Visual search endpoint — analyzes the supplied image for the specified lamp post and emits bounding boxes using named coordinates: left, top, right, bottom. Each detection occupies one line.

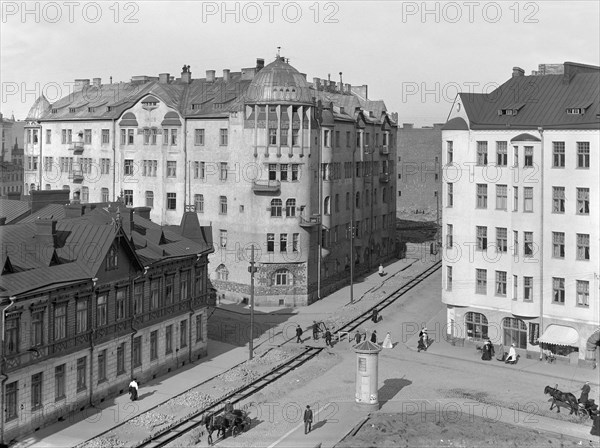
left=248, top=245, right=257, bottom=360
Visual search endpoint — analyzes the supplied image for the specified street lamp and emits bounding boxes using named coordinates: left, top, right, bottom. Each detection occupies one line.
left=247, top=245, right=258, bottom=360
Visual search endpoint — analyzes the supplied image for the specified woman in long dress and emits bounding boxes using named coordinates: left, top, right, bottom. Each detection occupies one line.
left=382, top=332, right=393, bottom=348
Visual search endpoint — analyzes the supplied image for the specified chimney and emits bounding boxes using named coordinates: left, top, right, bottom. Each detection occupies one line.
left=110, top=76, right=113, bottom=84
left=206, top=70, right=215, bottom=82
left=64, top=204, right=86, bottom=218
left=338, top=72, right=343, bottom=92
left=159, top=73, right=170, bottom=84
left=74, top=79, right=90, bottom=91
left=313, top=77, right=321, bottom=90
left=512, top=67, right=525, bottom=77
left=403, top=123, right=414, bottom=129
left=181, top=65, right=192, bottom=84
left=30, top=189, right=70, bottom=213
left=0, top=217, right=6, bottom=226
left=345, top=83, right=351, bottom=94
left=92, top=78, right=101, bottom=87
left=223, top=69, right=231, bottom=82
left=35, top=219, right=57, bottom=248
left=256, top=58, right=265, bottom=71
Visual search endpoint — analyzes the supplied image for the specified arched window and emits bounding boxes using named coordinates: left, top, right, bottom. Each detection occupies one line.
left=324, top=196, right=331, bottom=215
left=273, top=268, right=292, bottom=286
left=286, top=198, right=296, bottom=217
left=45, top=184, right=51, bottom=190
left=355, top=192, right=360, bottom=209
left=216, top=264, right=229, bottom=281
left=62, top=185, right=70, bottom=191
left=271, top=198, right=282, bottom=217
left=465, top=312, right=488, bottom=340
left=502, top=317, right=527, bottom=348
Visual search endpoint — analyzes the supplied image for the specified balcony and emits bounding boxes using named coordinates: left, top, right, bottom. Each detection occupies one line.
left=299, top=215, right=320, bottom=228
left=252, top=180, right=280, bottom=194
left=70, top=169, right=84, bottom=182
left=69, top=141, right=84, bottom=154
left=380, top=145, right=389, bottom=155
left=379, top=173, right=390, bottom=183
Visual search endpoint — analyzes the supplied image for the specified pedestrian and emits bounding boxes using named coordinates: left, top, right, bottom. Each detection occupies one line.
left=505, top=343, right=517, bottom=363
left=382, top=332, right=393, bottom=348
left=378, top=264, right=384, bottom=277
left=370, top=330, right=378, bottom=344
left=417, top=333, right=427, bottom=352
left=371, top=308, right=378, bottom=323
left=481, top=340, right=492, bottom=361
left=128, top=378, right=139, bottom=401
left=312, top=321, right=319, bottom=341
left=580, top=381, right=591, bottom=405
left=325, top=328, right=332, bottom=347
left=224, top=400, right=234, bottom=413
left=296, top=325, right=303, bottom=343
left=354, top=330, right=362, bottom=344
left=304, top=405, right=313, bottom=434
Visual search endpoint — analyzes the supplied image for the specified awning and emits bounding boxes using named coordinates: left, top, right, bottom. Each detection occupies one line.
left=538, top=324, right=579, bottom=346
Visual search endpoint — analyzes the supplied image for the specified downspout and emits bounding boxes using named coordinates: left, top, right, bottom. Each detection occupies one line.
left=316, top=106, right=322, bottom=300
left=538, top=127, right=544, bottom=360
left=188, top=269, right=194, bottom=364
left=183, top=118, right=188, bottom=208
left=112, top=118, right=116, bottom=201
left=1, top=296, right=17, bottom=446
left=38, top=123, right=43, bottom=188
left=129, top=268, right=146, bottom=379
left=88, top=281, right=96, bottom=407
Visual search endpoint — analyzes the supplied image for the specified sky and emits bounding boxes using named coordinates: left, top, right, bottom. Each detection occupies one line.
left=1, top=1, right=599, bottom=126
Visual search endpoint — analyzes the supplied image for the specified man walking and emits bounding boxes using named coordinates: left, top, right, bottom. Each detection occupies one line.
left=354, top=330, right=362, bottom=344
left=129, top=378, right=139, bottom=401
left=325, top=328, right=332, bottom=347
left=371, top=330, right=378, bottom=344
left=304, top=405, right=313, bottom=434
left=312, top=321, right=319, bottom=341
left=296, top=325, right=303, bottom=343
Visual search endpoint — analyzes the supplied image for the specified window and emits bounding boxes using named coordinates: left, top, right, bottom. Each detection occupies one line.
left=62, top=129, right=67, bottom=144
left=495, top=185, right=507, bottom=210
left=32, top=310, right=44, bottom=347
left=76, top=299, right=88, bottom=334
left=553, top=142, right=565, bottom=167
left=552, top=277, right=565, bottom=304
left=145, top=191, right=154, bottom=208
left=345, top=192, right=350, bottom=210
left=280, top=164, right=288, bottom=181
left=180, top=320, right=188, bottom=348
left=220, top=128, right=228, bottom=146
left=166, top=325, right=173, bottom=354
left=523, top=187, right=533, bottom=212
left=267, top=233, right=274, bottom=252
left=6, top=381, right=17, bottom=421
left=513, top=146, right=519, bottom=167
left=552, top=187, right=565, bottom=213
left=101, top=129, right=110, bottom=144
left=476, top=184, right=487, bottom=208
left=115, top=288, right=127, bottom=320
left=220, top=162, right=228, bottom=181
left=124, top=159, right=134, bottom=176
left=194, top=129, right=205, bottom=145
left=552, top=232, right=565, bottom=258
left=124, top=189, right=133, bottom=206
left=496, top=271, right=507, bottom=296
left=196, top=315, right=204, bottom=342
left=219, top=196, right=227, bottom=214
left=577, top=142, right=590, bottom=168
left=576, top=233, right=590, bottom=260
left=523, top=146, right=533, bottom=167
left=476, top=226, right=487, bottom=250
left=170, top=128, right=178, bottom=145
left=524, top=232, right=533, bottom=257
left=503, top=318, right=527, bottom=349
left=216, top=264, right=229, bottom=281
left=286, top=199, right=296, bottom=217
left=577, top=188, right=589, bottom=215
left=120, top=129, right=126, bottom=145
left=475, top=269, right=487, bottom=294
left=54, top=303, right=67, bottom=340
left=84, top=129, right=92, bottom=144
left=150, top=330, right=158, bottom=361
left=194, top=161, right=205, bottom=179
left=43, top=156, right=53, bottom=171
left=291, top=164, right=299, bottom=181
left=127, top=129, right=134, bottom=145
left=275, top=269, right=291, bottom=285
left=53, top=364, right=66, bottom=400
left=465, top=312, right=488, bottom=340
left=496, top=227, right=507, bottom=252
left=446, top=141, right=453, bottom=163
left=355, top=192, right=360, bottom=209
left=167, top=192, right=177, bottom=210
left=292, top=129, right=299, bottom=146
left=513, top=186, right=518, bottom=212
left=151, top=128, right=157, bottom=145
left=45, top=129, right=52, bottom=144
left=291, top=233, right=299, bottom=252
left=31, top=372, right=43, bottom=409
left=576, top=280, right=589, bottom=307
left=476, top=141, right=488, bottom=165
left=97, top=293, right=108, bottom=326
left=524, top=277, right=533, bottom=301
left=325, top=196, right=331, bottom=215
left=100, top=158, right=111, bottom=175
left=496, top=141, right=507, bottom=166
left=513, top=275, right=518, bottom=300
left=117, top=343, right=126, bottom=375
left=143, top=128, right=150, bottom=145
left=102, top=188, right=109, bottom=202
left=446, top=224, right=453, bottom=248
left=164, top=275, right=174, bottom=304
left=447, top=183, right=453, bottom=207
left=278, top=233, right=289, bottom=253
left=5, top=317, right=19, bottom=355
left=269, top=128, right=277, bottom=145
left=194, top=194, right=204, bottom=213
left=133, top=336, right=142, bottom=367
left=98, top=349, right=107, bottom=382
left=513, top=231, right=518, bottom=257
left=219, top=230, right=227, bottom=249
left=167, top=161, right=177, bottom=177
left=76, top=356, right=87, bottom=391
left=447, top=266, right=453, bottom=291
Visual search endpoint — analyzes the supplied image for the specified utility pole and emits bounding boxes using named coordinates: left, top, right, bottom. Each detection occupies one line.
left=248, top=245, right=257, bottom=360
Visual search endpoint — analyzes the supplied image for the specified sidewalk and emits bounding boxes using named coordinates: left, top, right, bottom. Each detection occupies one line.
left=15, top=341, right=246, bottom=448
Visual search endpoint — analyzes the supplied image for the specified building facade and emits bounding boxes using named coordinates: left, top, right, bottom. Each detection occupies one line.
left=22, top=56, right=398, bottom=306
left=442, top=62, right=600, bottom=365
left=1, top=113, right=24, bottom=196
left=0, top=205, right=213, bottom=443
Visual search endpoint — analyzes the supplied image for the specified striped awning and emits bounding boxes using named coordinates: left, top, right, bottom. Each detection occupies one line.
left=538, top=325, right=579, bottom=347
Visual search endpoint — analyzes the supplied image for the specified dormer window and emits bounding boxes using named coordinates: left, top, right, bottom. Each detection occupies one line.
left=51, top=108, right=57, bottom=114
left=69, top=108, right=77, bottom=113
left=498, top=102, right=525, bottom=116
left=142, top=101, right=157, bottom=107
left=499, top=109, right=516, bottom=116
left=88, top=107, right=96, bottom=113
left=566, top=108, right=583, bottom=115
left=192, top=104, right=202, bottom=110
left=107, top=106, right=113, bottom=112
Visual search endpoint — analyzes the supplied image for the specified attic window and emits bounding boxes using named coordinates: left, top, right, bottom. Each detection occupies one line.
left=107, top=106, right=113, bottom=112
left=192, top=104, right=202, bottom=110
left=142, top=101, right=157, bottom=107
left=51, top=108, right=57, bottom=114
left=69, top=108, right=77, bottom=113
left=88, top=107, right=96, bottom=113
left=566, top=108, right=584, bottom=115
left=498, top=109, right=517, bottom=116
left=498, top=102, right=525, bottom=116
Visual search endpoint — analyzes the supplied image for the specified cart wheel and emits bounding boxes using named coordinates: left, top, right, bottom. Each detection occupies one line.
left=232, top=425, right=240, bottom=437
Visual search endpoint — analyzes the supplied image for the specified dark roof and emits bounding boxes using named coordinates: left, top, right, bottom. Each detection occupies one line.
left=459, top=63, right=600, bottom=130
left=354, top=340, right=382, bottom=352
left=442, top=117, right=469, bottom=131
left=0, top=263, right=90, bottom=297
left=0, top=198, right=31, bottom=224
left=17, top=203, right=67, bottom=223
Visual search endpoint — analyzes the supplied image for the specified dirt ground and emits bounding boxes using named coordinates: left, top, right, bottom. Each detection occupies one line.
left=335, top=412, right=592, bottom=448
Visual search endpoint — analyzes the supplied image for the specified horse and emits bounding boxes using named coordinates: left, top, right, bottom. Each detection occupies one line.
left=204, top=413, right=230, bottom=445
left=544, top=385, right=579, bottom=414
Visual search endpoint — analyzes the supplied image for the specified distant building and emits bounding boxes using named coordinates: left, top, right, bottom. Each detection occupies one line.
left=442, top=62, right=600, bottom=365
left=22, top=56, right=398, bottom=306
left=1, top=113, right=25, bottom=195
left=396, top=123, right=443, bottom=222
left=0, top=205, right=213, bottom=443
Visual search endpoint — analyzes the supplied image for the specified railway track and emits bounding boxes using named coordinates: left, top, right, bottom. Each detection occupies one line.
left=80, top=260, right=441, bottom=448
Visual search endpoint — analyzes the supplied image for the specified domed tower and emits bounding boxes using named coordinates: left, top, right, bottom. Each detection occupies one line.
left=240, top=56, right=321, bottom=305
left=24, top=94, right=50, bottom=192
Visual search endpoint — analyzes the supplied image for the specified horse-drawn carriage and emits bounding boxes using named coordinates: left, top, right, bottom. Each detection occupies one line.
left=544, top=385, right=599, bottom=419
left=204, top=407, right=252, bottom=445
